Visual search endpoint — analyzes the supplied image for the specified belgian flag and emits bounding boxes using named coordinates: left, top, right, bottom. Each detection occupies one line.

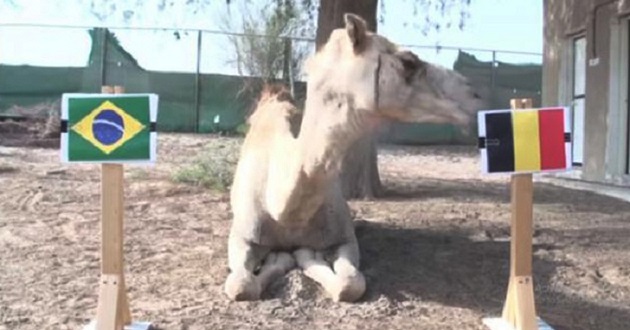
left=478, top=107, right=572, bottom=174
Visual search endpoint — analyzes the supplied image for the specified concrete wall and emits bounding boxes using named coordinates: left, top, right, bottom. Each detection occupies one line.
left=543, top=0, right=630, bottom=184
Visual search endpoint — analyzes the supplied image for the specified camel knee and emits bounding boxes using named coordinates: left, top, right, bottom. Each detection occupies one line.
left=224, top=272, right=261, bottom=301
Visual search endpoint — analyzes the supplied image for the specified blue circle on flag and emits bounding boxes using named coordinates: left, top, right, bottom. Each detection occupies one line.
left=93, top=109, right=124, bottom=145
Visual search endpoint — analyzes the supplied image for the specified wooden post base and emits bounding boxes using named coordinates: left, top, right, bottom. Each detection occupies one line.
left=83, top=320, right=152, bottom=330
left=502, top=276, right=536, bottom=329
left=482, top=317, right=554, bottom=330
left=94, top=274, right=130, bottom=330
left=483, top=276, right=554, bottom=330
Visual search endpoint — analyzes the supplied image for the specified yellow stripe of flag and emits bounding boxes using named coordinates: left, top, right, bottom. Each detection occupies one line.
left=512, top=110, right=541, bottom=171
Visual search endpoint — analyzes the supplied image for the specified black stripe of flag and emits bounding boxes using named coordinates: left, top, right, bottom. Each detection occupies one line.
left=485, top=112, right=515, bottom=173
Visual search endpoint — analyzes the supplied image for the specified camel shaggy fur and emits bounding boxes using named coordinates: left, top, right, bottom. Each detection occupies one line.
left=224, top=13, right=483, bottom=302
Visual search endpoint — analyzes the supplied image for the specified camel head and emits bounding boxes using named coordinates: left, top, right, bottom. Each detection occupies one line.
left=305, top=13, right=483, bottom=130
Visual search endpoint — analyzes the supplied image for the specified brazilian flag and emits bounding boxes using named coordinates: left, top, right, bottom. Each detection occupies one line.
left=61, top=94, right=158, bottom=163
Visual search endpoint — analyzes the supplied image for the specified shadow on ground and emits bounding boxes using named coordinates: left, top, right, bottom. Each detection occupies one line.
left=356, top=173, right=630, bottom=330
left=382, top=175, right=630, bottom=214
left=356, top=221, right=630, bottom=329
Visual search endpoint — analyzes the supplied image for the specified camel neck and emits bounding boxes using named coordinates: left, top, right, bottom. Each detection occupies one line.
left=298, top=94, right=367, bottom=181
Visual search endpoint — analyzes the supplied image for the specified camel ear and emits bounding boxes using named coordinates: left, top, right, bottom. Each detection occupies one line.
left=344, top=13, right=368, bottom=52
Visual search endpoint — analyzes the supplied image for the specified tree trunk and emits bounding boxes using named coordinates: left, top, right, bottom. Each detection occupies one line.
left=315, top=0, right=378, bottom=51
left=315, top=0, right=381, bottom=200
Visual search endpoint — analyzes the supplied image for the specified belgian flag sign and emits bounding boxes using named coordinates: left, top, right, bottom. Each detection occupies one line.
left=477, top=107, right=572, bottom=174
left=60, top=93, right=158, bottom=163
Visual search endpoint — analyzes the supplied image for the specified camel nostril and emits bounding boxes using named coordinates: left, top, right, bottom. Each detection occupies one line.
left=473, top=92, right=481, bottom=99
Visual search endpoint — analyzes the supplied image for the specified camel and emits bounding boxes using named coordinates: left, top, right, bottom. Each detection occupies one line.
left=224, top=13, right=484, bottom=302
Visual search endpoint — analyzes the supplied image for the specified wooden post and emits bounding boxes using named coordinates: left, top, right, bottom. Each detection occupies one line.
left=483, top=99, right=555, bottom=330
left=500, top=98, right=538, bottom=330
left=95, top=85, right=132, bottom=330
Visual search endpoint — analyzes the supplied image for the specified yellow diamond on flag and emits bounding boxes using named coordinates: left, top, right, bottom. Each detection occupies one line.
left=71, top=100, right=146, bottom=154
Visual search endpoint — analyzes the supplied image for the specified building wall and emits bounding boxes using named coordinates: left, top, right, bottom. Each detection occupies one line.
left=543, top=0, right=630, bottom=184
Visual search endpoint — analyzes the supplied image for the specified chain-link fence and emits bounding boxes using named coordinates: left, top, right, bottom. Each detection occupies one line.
left=0, top=23, right=542, bottom=143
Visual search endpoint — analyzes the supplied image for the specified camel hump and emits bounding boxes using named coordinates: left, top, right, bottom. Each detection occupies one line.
left=247, top=83, right=300, bottom=130
left=258, top=83, right=294, bottom=104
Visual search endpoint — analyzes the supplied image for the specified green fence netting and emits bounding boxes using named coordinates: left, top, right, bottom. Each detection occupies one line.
left=0, top=27, right=542, bottom=145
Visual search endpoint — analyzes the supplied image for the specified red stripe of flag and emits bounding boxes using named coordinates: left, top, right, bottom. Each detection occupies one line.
left=538, top=108, right=566, bottom=170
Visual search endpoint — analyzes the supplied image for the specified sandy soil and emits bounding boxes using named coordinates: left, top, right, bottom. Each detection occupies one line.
left=1, top=133, right=630, bottom=330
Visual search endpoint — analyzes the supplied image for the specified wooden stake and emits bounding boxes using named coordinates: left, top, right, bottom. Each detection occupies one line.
left=500, top=98, right=538, bottom=330
left=95, top=85, right=132, bottom=330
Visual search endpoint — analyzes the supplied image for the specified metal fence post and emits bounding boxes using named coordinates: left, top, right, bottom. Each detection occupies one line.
left=287, top=38, right=295, bottom=99
left=195, top=30, right=202, bottom=133
left=100, top=28, right=108, bottom=88
left=491, top=50, right=497, bottom=103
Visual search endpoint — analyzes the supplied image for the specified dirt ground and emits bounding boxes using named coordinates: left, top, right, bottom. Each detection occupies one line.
left=1, top=133, right=630, bottom=330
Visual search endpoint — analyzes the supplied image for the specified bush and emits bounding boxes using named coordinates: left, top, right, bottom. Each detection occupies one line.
left=172, top=139, right=241, bottom=192
left=235, top=123, right=250, bottom=136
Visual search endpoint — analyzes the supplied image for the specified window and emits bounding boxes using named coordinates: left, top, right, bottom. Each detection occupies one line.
left=571, top=37, right=586, bottom=165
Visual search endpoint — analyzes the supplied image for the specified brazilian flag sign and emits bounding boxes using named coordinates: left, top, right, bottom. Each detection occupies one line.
left=60, top=93, right=158, bottom=163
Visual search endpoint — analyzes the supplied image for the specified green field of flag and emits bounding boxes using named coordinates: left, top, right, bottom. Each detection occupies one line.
left=60, top=93, right=158, bottom=163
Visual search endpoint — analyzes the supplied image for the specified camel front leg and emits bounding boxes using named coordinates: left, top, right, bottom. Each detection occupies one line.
left=224, top=237, right=296, bottom=301
left=224, top=236, right=268, bottom=301
left=331, top=242, right=366, bottom=302
left=294, top=242, right=366, bottom=302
